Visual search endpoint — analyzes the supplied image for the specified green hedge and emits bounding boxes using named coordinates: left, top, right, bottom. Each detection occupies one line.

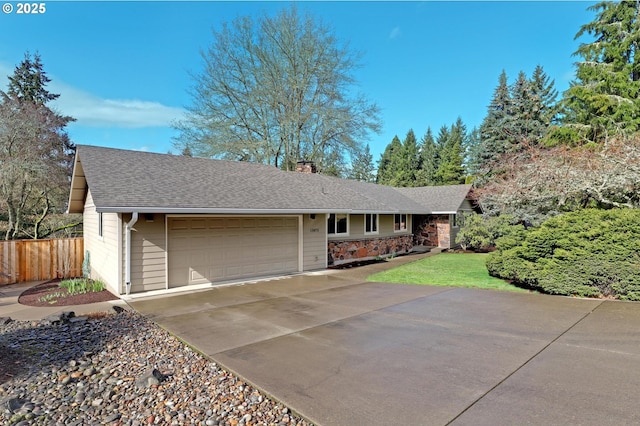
left=487, top=208, right=640, bottom=300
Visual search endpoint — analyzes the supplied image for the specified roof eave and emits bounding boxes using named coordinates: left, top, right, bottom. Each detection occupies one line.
left=96, top=207, right=427, bottom=215
left=66, top=152, right=87, bottom=214
left=97, top=207, right=350, bottom=215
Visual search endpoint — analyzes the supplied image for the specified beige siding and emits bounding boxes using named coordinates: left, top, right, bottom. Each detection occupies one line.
left=122, top=213, right=167, bottom=293
left=83, top=190, right=121, bottom=294
left=302, top=214, right=326, bottom=270
left=329, top=214, right=412, bottom=241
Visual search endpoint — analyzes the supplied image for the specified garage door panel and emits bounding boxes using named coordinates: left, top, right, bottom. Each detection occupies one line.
left=168, top=216, right=299, bottom=287
left=190, top=268, right=209, bottom=283
left=208, top=218, right=224, bottom=229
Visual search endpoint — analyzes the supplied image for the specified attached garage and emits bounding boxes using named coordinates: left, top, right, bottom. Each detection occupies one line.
left=167, top=216, right=300, bottom=287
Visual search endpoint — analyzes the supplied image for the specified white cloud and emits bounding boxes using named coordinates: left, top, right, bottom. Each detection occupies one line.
left=50, top=82, right=185, bottom=128
left=0, top=60, right=185, bottom=129
left=389, top=27, right=401, bottom=40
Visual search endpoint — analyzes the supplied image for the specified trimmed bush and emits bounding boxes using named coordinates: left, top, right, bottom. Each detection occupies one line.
left=455, top=213, right=525, bottom=251
left=487, top=208, right=640, bottom=300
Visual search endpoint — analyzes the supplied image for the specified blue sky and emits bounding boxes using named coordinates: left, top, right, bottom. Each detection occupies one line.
left=1, top=1, right=597, bottom=162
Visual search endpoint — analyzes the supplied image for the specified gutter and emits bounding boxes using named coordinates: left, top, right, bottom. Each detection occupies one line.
left=124, top=212, right=138, bottom=295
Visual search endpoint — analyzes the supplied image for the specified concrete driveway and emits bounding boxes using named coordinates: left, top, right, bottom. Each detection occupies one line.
left=129, top=272, right=640, bottom=425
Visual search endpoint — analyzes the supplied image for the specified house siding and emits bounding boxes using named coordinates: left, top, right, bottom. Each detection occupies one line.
left=303, top=214, right=326, bottom=270
left=121, top=213, right=167, bottom=294
left=83, top=190, right=120, bottom=295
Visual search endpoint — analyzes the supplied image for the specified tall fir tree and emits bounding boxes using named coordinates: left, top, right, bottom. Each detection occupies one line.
left=465, top=127, right=482, bottom=177
left=398, top=129, right=420, bottom=186
left=376, top=135, right=403, bottom=185
left=349, top=144, right=376, bottom=182
left=472, top=66, right=558, bottom=180
left=555, top=0, right=640, bottom=144
left=434, top=118, right=467, bottom=185
left=478, top=70, right=511, bottom=168
left=508, top=71, right=538, bottom=146
left=530, top=64, right=559, bottom=135
left=416, top=127, right=438, bottom=186
left=7, top=52, right=60, bottom=106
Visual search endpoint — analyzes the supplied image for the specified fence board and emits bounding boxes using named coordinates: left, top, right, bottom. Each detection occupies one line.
left=0, top=238, right=84, bottom=285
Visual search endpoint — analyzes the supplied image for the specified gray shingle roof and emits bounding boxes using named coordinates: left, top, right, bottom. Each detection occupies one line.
left=68, top=145, right=473, bottom=215
left=396, top=185, right=475, bottom=213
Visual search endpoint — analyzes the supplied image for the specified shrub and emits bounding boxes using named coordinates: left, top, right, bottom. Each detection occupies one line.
left=59, top=278, right=105, bottom=295
left=487, top=208, right=640, bottom=300
left=455, top=213, right=525, bottom=251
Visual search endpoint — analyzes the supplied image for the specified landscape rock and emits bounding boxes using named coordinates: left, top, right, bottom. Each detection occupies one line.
left=0, top=310, right=312, bottom=425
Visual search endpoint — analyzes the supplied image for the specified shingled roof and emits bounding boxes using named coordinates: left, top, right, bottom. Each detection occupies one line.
left=68, top=145, right=473, bottom=215
left=396, top=185, right=475, bottom=213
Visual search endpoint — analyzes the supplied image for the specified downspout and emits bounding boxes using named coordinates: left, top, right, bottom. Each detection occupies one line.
left=125, top=212, right=138, bottom=295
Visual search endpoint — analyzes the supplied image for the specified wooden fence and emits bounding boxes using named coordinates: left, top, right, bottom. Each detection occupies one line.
left=0, top=238, right=84, bottom=285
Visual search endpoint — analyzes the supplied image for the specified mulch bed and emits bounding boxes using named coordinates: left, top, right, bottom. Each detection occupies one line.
left=18, top=279, right=119, bottom=307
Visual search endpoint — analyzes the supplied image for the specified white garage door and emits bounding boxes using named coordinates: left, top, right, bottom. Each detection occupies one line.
left=168, top=216, right=299, bottom=287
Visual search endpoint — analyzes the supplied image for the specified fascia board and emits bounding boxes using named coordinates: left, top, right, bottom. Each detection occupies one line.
left=97, top=207, right=436, bottom=215
left=96, top=207, right=352, bottom=215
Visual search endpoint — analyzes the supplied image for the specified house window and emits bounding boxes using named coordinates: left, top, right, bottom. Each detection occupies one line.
left=365, top=213, right=378, bottom=234
left=328, top=213, right=348, bottom=235
left=394, top=214, right=407, bottom=232
left=98, top=212, right=104, bottom=238
left=452, top=213, right=459, bottom=228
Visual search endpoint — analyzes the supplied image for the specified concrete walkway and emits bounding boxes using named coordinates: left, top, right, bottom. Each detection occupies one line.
left=0, top=281, right=128, bottom=320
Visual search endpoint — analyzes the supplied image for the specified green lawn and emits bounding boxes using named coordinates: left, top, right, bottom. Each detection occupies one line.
left=367, top=253, right=528, bottom=292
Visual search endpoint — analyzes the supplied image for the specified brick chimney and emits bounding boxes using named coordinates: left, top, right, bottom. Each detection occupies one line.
left=295, top=160, right=317, bottom=174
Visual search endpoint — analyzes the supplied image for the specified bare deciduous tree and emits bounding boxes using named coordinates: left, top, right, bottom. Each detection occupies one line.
left=476, top=137, right=640, bottom=223
left=0, top=53, right=77, bottom=240
left=174, top=6, right=381, bottom=173
left=0, top=94, right=76, bottom=239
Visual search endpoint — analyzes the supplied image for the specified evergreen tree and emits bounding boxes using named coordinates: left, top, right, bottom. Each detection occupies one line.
left=478, top=70, right=511, bottom=168
left=398, top=129, right=420, bottom=186
left=350, top=144, right=376, bottom=182
left=465, top=127, right=482, bottom=177
left=508, top=71, right=538, bottom=146
left=320, top=147, right=347, bottom=178
left=376, top=135, right=403, bottom=185
left=416, top=127, right=438, bottom=186
left=530, top=64, right=559, bottom=133
left=472, top=66, right=558, bottom=178
left=7, top=52, right=60, bottom=105
left=434, top=118, right=467, bottom=185
left=556, top=1, right=640, bottom=144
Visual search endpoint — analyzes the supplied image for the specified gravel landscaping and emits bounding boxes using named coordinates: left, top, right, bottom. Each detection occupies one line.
left=0, top=309, right=312, bottom=426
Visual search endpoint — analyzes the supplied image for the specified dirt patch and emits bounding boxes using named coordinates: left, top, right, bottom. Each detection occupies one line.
left=18, top=279, right=119, bottom=307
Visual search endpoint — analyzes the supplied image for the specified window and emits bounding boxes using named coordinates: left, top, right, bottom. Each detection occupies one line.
left=394, top=214, right=407, bottom=232
left=365, top=213, right=378, bottom=234
left=98, top=212, right=104, bottom=238
left=452, top=212, right=459, bottom=228
left=328, top=213, right=348, bottom=235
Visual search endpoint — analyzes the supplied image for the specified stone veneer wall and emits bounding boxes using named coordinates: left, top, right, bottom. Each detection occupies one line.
left=414, top=215, right=451, bottom=248
left=328, top=235, right=413, bottom=266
